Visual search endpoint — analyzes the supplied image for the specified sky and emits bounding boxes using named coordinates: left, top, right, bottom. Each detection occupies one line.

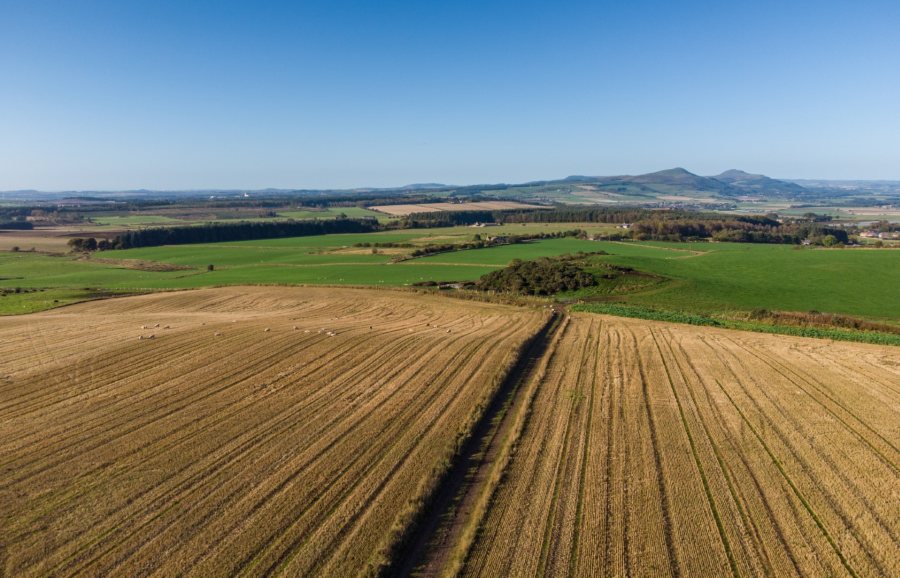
left=1, top=0, right=898, bottom=190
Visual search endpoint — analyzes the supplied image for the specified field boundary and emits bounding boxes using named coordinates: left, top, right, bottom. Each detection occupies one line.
left=572, top=302, right=900, bottom=346
left=389, top=309, right=565, bottom=577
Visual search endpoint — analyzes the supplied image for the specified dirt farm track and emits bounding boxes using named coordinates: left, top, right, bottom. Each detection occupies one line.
left=0, top=286, right=898, bottom=577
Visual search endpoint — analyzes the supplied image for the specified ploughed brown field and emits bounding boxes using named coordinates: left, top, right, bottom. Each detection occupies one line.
left=1, top=288, right=898, bottom=578
left=0, top=287, right=545, bottom=577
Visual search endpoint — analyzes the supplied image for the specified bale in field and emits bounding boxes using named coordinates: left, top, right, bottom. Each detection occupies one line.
left=264, top=328, right=270, bottom=332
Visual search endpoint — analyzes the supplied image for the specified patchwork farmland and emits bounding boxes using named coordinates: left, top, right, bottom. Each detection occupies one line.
left=1, top=288, right=897, bottom=577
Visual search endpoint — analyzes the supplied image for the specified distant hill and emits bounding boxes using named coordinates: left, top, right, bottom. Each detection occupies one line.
left=711, top=169, right=807, bottom=196
left=399, top=183, right=449, bottom=190
left=552, top=167, right=817, bottom=202
left=14, top=168, right=894, bottom=207
left=626, top=167, right=729, bottom=189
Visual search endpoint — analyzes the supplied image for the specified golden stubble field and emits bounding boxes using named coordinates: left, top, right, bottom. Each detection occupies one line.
left=462, top=314, right=900, bottom=578
left=367, top=201, right=544, bottom=216
left=2, top=287, right=898, bottom=578
left=0, top=286, right=546, bottom=577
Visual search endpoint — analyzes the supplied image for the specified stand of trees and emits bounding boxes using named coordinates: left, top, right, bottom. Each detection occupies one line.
left=398, top=207, right=850, bottom=245
left=632, top=218, right=849, bottom=244
left=476, top=254, right=598, bottom=295
left=396, top=207, right=661, bottom=228
left=397, top=210, right=498, bottom=228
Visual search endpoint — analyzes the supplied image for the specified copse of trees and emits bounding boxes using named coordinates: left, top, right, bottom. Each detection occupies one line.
left=68, top=237, right=98, bottom=251
left=396, top=210, right=498, bottom=228
left=869, top=220, right=900, bottom=233
left=476, top=254, right=599, bottom=295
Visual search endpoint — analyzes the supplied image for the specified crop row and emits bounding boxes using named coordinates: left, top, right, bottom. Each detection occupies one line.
left=460, top=314, right=899, bottom=577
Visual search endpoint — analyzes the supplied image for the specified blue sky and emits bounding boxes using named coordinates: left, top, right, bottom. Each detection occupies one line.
left=1, top=0, right=898, bottom=190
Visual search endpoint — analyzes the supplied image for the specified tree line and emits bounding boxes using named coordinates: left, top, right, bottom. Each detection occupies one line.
left=69, top=218, right=378, bottom=251
left=396, top=207, right=851, bottom=245
left=0, top=221, right=33, bottom=230
left=630, top=218, right=850, bottom=244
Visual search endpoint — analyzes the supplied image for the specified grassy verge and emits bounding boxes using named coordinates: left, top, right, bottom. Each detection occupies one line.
left=572, top=302, right=900, bottom=346
left=0, top=287, right=147, bottom=315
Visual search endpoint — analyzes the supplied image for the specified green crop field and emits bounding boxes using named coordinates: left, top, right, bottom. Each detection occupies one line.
left=578, top=241, right=900, bottom=321
left=406, top=238, right=899, bottom=320
left=2, top=227, right=897, bottom=320
left=412, top=237, right=604, bottom=264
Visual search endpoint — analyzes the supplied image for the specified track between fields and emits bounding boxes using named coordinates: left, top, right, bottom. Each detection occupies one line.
left=397, top=309, right=567, bottom=577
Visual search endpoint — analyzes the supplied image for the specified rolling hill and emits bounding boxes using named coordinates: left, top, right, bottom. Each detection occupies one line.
left=712, top=169, right=809, bottom=196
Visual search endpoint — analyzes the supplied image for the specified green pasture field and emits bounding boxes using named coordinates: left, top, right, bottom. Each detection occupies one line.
left=1, top=226, right=897, bottom=321
left=776, top=206, right=900, bottom=223
left=409, top=238, right=898, bottom=320
left=411, top=237, right=604, bottom=264
left=572, top=241, right=900, bottom=321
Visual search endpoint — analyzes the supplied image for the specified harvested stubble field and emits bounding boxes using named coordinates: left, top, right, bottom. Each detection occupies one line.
left=0, top=286, right=546, bottom=577
left=368, top=201, right=544, bottom=216
left=459, top=314, right=900, bottom=578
